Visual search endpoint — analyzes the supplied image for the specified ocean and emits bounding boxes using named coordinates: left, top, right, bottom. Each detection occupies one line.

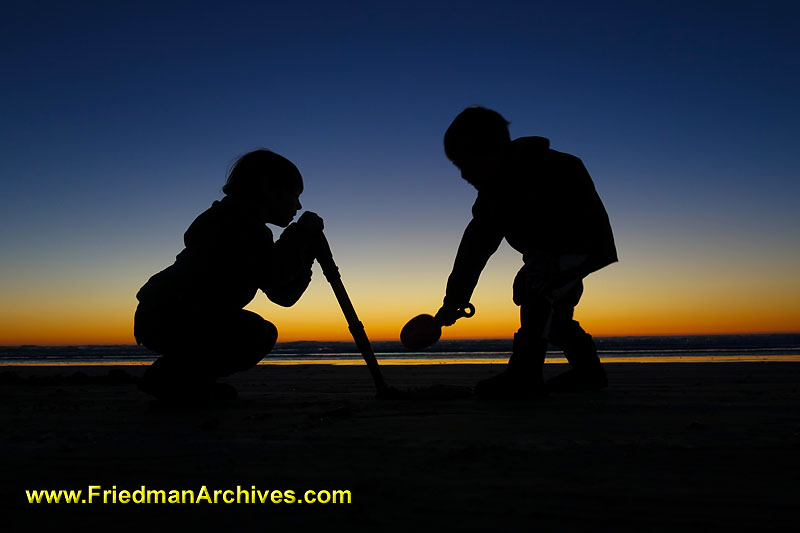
left=1, top=334, right=799, bottom=365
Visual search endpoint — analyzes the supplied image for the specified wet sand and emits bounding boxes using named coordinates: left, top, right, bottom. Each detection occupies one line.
left=3, top=361, right=799, bottom=531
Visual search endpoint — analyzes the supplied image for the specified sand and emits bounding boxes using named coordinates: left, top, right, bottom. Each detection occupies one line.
left=3, top=361, right=799, bottom=531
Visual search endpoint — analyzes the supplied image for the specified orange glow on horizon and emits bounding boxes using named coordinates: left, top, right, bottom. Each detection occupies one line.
left=1, top=315, right=797, bottom=346
left=1, top=258, right=798, bottom=345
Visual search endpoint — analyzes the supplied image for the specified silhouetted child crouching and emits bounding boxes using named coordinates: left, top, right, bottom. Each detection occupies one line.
left=435, top=107, right=618, bottom=399
left=134, top=149, right=323, bottom=402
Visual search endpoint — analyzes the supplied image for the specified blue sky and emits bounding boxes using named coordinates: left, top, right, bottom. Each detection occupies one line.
left=1, top=0, right=798, bottom=343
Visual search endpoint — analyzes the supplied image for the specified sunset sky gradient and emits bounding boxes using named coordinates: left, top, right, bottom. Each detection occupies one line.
left=1, top=0, right=798, bottom=344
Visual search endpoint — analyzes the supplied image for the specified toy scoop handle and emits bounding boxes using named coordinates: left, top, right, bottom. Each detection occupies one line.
left=457, top=303, right=475, bottom=319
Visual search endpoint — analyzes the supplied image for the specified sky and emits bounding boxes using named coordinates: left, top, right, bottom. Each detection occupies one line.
left=1, top=0, right=798, bottom=344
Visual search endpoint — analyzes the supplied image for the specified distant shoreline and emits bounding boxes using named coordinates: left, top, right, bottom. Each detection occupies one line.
left=2, top=332, right=799, bottom=350
left=2, top=333, right=800, bottom=365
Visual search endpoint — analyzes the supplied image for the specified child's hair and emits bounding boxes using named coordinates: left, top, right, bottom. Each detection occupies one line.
left=223, top=149, right=303, bottom=198
left=443, top=106, right=511, bottom=167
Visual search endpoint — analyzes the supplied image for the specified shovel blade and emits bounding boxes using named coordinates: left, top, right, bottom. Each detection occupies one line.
left=400, top=314, right=442, bottom=351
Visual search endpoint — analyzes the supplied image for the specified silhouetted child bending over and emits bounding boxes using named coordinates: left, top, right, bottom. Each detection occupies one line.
left=134, top=149, right=323, bottom=402
left=435, top=107, right=617, bottom=399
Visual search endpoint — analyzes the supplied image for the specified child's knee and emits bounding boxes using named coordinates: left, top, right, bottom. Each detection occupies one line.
left=259, top=320, right=278, bottom=354
left=219, top=315, right=277, bottom=374
left=264, top=319, right=278, bottom=339
left=228, top=325, right=276, bottom=374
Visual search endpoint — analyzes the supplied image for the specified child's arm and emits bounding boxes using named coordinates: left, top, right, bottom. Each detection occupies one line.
left=263, top=213, right=323, bottom=307
left=437, top=215, right=504, bottom=325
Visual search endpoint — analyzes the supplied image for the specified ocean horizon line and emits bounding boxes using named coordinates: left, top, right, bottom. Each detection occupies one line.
left=1, top=334, right=799, bottom=366
left=3, top=332, right=800, bottom=349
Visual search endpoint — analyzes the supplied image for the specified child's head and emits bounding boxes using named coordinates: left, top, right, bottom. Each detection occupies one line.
left=224, top=149, right=304, bottom=226
left=444, top=106, right=511, bottom=188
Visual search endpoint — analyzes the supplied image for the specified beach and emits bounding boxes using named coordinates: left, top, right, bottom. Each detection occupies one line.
left=3, top=360, right=799, bottom=531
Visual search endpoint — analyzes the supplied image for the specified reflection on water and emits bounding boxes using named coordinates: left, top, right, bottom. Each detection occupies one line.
left=256, top=355, right=800, bottom=365
left=4, top=354, right=800, bottom=367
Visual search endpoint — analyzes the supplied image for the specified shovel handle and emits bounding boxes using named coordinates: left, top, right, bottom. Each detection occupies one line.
left=313, top=231, right=388, bottom=394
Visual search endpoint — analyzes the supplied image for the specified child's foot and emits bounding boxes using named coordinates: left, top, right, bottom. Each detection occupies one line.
left=474, top=370, right=546, bottom=400
left=545, top=365, right=607, bottom=392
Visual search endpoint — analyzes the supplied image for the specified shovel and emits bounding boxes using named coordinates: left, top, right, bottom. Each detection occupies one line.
left=314, top=231, right=471, bottom=400
left=400, top=304, right=474, bottom=351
